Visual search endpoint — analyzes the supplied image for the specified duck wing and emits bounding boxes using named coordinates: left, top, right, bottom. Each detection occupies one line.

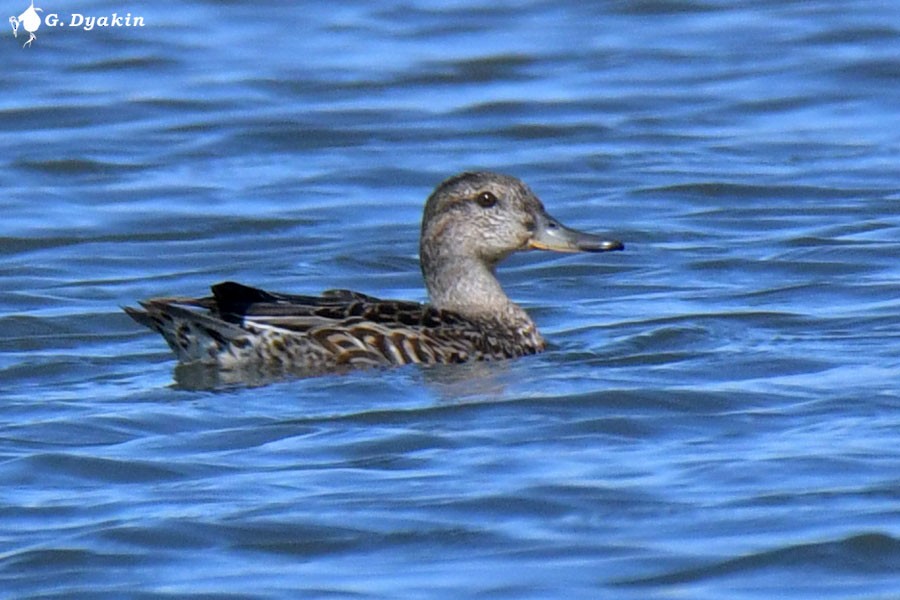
left=211, top=281, right=488, bottom=365
left=126, top=281, right=506, bottom=369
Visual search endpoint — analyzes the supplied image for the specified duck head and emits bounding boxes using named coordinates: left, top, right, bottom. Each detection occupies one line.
left=419, top=171, right=623, bottom=315
left=421, top=171, right=623, bottom=268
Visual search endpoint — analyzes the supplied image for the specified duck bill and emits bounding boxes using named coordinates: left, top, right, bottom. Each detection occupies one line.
left=527, top=211, right=624, bottom=253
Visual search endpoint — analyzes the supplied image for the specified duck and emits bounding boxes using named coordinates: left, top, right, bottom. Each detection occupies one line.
left=125, top=172, right=623, bottom=375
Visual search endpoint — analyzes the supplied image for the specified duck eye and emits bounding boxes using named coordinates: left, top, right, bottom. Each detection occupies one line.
left=475, top=191, right=497, bottom=208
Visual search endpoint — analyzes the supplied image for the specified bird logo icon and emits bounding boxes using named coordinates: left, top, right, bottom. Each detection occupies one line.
left=9, top=0, right=43, bottom=48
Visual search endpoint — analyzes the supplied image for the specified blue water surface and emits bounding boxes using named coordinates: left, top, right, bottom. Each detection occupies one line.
left=2, top=1, right=899, bottom=598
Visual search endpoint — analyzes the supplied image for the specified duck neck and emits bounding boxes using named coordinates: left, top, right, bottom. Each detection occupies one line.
left=422, top=252, right=533, bottom=327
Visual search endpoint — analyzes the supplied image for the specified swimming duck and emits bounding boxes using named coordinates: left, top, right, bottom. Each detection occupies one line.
left=125, top=172, right=623, bottom=375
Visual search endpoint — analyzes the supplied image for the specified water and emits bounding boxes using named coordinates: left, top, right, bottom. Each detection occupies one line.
left=2, top=0, right=899, bottom=597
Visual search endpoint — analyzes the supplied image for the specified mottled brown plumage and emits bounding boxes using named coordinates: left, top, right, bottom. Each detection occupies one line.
left=125, top=172, right=623, bottom=376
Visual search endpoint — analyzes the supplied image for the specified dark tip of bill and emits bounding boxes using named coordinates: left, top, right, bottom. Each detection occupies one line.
left=583, top=239, right=625, bottom=252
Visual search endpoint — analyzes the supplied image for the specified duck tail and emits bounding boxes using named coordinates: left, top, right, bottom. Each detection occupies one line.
left=124, top=301, right=247, bottom=365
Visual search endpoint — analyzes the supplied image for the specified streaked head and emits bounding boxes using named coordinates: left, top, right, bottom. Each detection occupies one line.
left=420, top=171, right=623, bottom=269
